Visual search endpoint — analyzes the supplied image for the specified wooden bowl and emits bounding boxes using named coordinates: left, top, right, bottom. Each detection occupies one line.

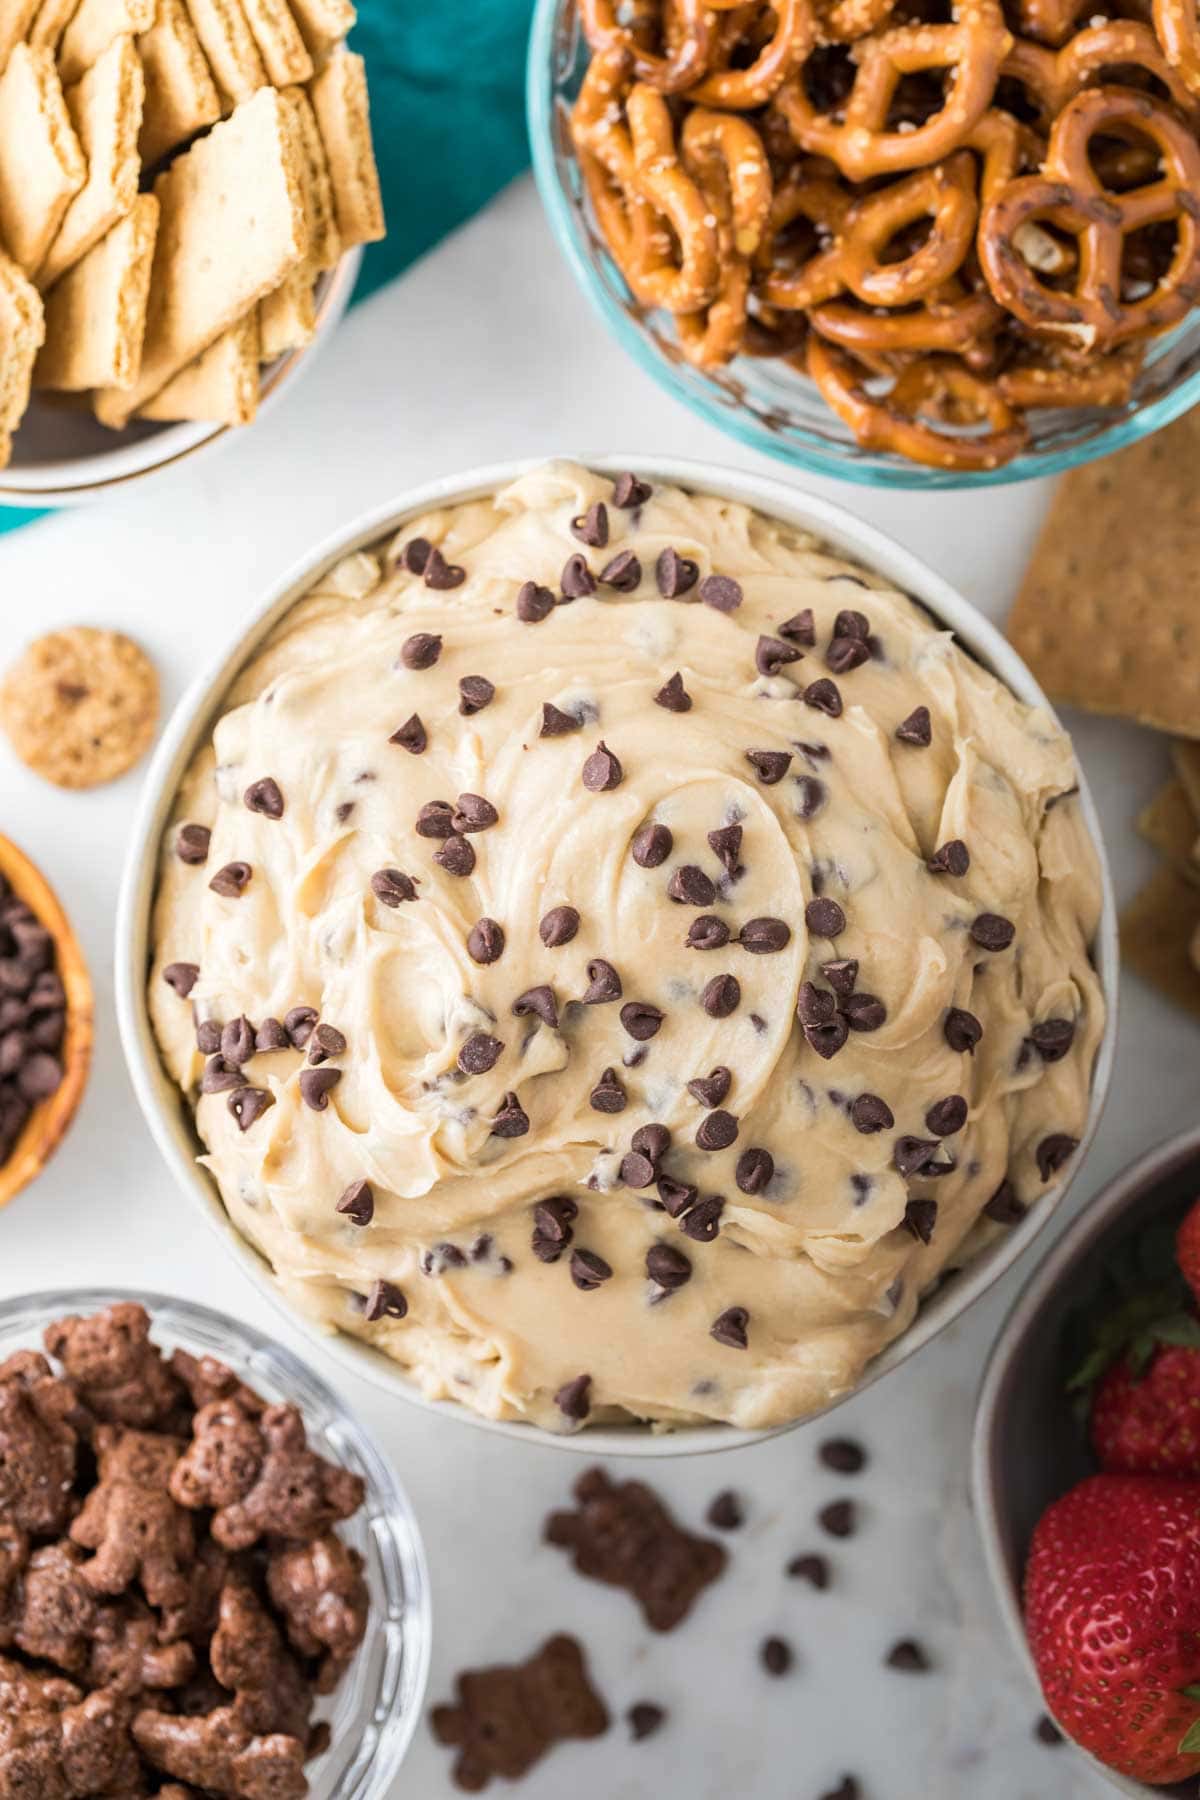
left=0, top=834, right=92, bottom=1209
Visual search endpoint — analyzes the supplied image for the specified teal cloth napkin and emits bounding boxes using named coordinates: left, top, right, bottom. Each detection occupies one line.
left=0, top=0, right=534, bottom=534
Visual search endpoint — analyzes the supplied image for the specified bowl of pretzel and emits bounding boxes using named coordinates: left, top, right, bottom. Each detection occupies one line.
left=529, top=0, right=1200, bottom=485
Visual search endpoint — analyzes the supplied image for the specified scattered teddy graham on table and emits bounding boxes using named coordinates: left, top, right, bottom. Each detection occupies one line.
left=0, top=1301, right=369, bottom=1799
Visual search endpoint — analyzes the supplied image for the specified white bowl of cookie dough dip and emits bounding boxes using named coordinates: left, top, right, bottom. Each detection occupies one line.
left=115, top=455, right=1118, bottom=1455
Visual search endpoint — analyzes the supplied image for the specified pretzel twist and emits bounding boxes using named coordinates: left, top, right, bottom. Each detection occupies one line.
left=689, top=0, right=816, bottom=106
left=578, top=0, right=714, bottom=92
left=996, top=344, right=1144, bottom=406
left=1002, top=19, right=1200, bottom=127
left=677, top=109, right=774, bottom=362
left=808, top=339, right=1030, bottom=467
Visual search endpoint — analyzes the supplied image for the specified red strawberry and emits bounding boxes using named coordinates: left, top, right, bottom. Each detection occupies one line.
left=1091, top=1346, right=1200, bottom=1475
left=1025, top=1474, right=1200, bottom=1785
left=1177, top=1197, right=1200, bottom=1310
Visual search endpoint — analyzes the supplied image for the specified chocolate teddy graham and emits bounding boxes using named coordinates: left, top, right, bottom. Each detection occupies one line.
left=0, top=1303, right=370, bottom=1800
left=149, top=460, right=1105, bottom=1433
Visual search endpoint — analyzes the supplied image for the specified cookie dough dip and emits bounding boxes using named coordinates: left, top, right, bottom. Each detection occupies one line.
left=148, top=461, right=1105, bottom=1433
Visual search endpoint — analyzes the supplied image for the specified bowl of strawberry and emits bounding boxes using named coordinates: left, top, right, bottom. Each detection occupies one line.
left=973, top=1124, right=1200, bottom=1796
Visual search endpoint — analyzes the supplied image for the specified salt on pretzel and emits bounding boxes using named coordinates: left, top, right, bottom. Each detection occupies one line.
left=1002, top=19, right=1200, bottom=127
left=688, top=0, right=815, bottom=107
left=996, top=344, right=1144, bottom=406
left=626, top=84, right=723, bottom=310
left=1154, top=0, right=1200, bottom=94
left=808, top=338, right=1030, bottom=467
left=776, top=0, right=1013, bottom=179
left=578, top=0, right=714, bottom=93
left=676, top=109, right=773, bottom=363
left=979, top=86, right=1200, bottom=350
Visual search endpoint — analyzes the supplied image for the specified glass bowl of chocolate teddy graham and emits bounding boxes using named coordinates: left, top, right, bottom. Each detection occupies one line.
left=0, top=1292, right=431, bottom=1798
left=530, top=0, right=1200, bottom=487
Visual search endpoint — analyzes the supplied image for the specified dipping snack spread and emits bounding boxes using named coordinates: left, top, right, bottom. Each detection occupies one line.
left=149, top=461, right=1104, bottom=1432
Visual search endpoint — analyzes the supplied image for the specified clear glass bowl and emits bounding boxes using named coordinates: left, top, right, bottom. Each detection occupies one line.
left=0, top=1287, right=431, bottom=1800
left=526, top=0, right=1200, bottom=490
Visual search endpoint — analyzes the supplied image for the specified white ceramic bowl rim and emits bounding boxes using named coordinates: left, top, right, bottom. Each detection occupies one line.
left=114, top=452, right=1119, bottom=1457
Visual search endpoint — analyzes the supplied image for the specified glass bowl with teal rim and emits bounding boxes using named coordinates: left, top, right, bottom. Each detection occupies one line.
left=526, top=0, right=1200, bottom=491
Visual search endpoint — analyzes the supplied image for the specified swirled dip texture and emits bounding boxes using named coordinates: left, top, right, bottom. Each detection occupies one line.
left=149, top=462, right=1104, bottom=1433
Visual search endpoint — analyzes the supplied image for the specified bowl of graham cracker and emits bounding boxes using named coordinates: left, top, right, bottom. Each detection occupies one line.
left=0, top=0, right=383, bottom=503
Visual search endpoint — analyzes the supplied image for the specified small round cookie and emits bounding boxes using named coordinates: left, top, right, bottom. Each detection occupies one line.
left=1, top=628, right=159, bottom=789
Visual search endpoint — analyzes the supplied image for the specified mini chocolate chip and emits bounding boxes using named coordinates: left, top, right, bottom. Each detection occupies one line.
left=894, top=1136, right=939, bottom=1177
left=944, top=1007, right=983, bottom=1053
left=163, top=962, right=198, bottom=998
left=491, top=1092, right=530, bottom=1137
left=895, top=706, right=932, bottom=746
left=364, top=1280, right=407, bottom=1322
left=885, top=1639, right=931, bottom=1672
left=209, top=861, right=251, bottom=898
left=620, top=1000, right=664, bottom=1040
left=787, top=1553, right=830, bottom=1588
left=804, top=679, right=843, bottom=718
left=561, top=553, right=597, bottom=599
left=983, top=1178, right=1026, bottom=1224
left=688, top=1066, right=731, bottom=1107
left=756, top=635, right=803, bottom=677
left=434, top=836, right=476, bottom=877
left=571, top=1248, right=612, bottom=1290
left=517, top=580, right=555, bottom=622
left=686, top=915, right=729, bottom=951
left=589, top=1067, right=627, bottom=1113
left=200, top=1056, right=241, bottom=1094
left=796, top=776, right=827, bottom=819
left=805, top=897, right=845, bottom=937
left=1034, top=1716, right=1063, bottom=1747
left=971, top=912, right=1015, bottom=951
left=699, top=574, right=742, bottom=612
left=851, top=1093, right=893, bottom=1134
left=797, top=982, right=835, bottom=1026
left=390, top=713, right=427, bottom=753
left=400, top=537, right=431, bottom=574
left=571, top=501, right=608, bottom=548
left=904, top=1198, right=938, bottom=1243
left=746, top=749, right=792, bottom=785
left=711, top=1305, right=749, bottom=1349
left=336, top=1179, right=374, bottom=1227
left=842, top=992, right=886, bottom=1031
left=834, top=607, right=870, bottom=640
left=739, top=917, right=790, bottom=954
left=1037, top=1133, right=1077, bottom=1180
left=736, top=1148, right=774, bottom=1194
left=308, top=1022, right=347, bottom=1065
left=540, top=702, right=581, bottom=736
left=459, top=676, right=495, bottom=716
left=531, top=1197, right=577, bottom=1262
left=628, top=1701, right=666, bottom=1742
left=514, top=985, right=558, bottom=1029
left=817, top=959, right=855, bottom=997
left=583, top=740, right=622, bottom=791
left=583, top=959, right=622, bottom=1003
left=707, top=824, right=742, bottom=875
left=655, top=671, right=692, bottom=712
left=401, top=632, right=441, bottom=669
left=467, top=917, right=505, bottom=964
left=707, top=1490, right=743, bottom=1530
left=632, top=822, right=673, bottom=868
left=1031, top=1018, right=1075, bottom=1061
left=599, top=548, right=641, bottom=591
left=696, top=1109, right=738, bottom=1151
left=819, top=1499, right=856, bottom=1538
left=197, top=1019, right=223, bottom=1054
left=299, top=1067, right=341, bottom=1110
left=452, top=794, right=499, bottom=834
left=657, top=1176, right=698, bottom=1218
left=680, top=1194, right=725, bottom=1242
left=244, top=777, right=284, bottom=819
left=459, top=1032, right=504, bottom=1074
left=371, top=868, right=419, bottom=906
left=656, top=546, right=699, bottom=597
left=927, top=839, right=970, bottom=877
left=668, top=865, right=716, bottom=907
left=820, top=1437, right=866, bottom=1474
left=826, top=636, right=870, bottom=676
left=701, top=974, right=740, bottom=1018
left=613, top=471, right=652, bottom=508
left=176, top=823, right=211, bottom=864
left=221, top=1016, right=255, bottom=1065
left=805, top=1014, right=848, bottom=1060
left=540, top=905, right=580, bottom=947
left=926, top=1094, right=967, bottom=1137
left=424, top=547, right=465, bottom=589
left=632, top=1123, right=671, bottom=1163
left=621, top=1152, right=657, bottom=1190
left=284, top=1005, right=318, bottom=1048
left=556, top=1374, right=592, bottom=1421
left=416, top=800, right=456, bottom=839
left=647, top=1242, right=692, bottom=1290
left=761, top=1637, right=793, bottom=1676
left=779, top=609, right=815, bottom=645
left=228, top=1086, right=273, bottom=1131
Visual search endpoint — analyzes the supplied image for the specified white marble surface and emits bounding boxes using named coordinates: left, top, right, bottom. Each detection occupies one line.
left=0, top=175, right=1184, bottom=1800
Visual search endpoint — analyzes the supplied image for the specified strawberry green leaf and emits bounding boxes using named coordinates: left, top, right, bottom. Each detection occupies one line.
left=1179, top=1685, right=1200, bottom=1702
left=1150, top=1313, right=1200, bottom=1350
left=1178, top=1720, right=1200, bottom=1756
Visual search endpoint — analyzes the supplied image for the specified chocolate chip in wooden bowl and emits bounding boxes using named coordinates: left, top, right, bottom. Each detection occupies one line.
left=299, top=1066, right=341, bottom=1111
left=400, top=631, right=442, bottom=670
left=707, top=1489, right=744, bottom=1531
left=162, top=961, right=198, bottom=998
left=895, top=705, right=932, bottom=746
left=736, top=1148, right=774, bottom=1194
left=927, top=839, right=970, bottom=877
left=424, top=547, right=465, bottom=590
left=756, top=635, right=804, bottom=677
left=711, top=1305, right=749, bottom=1349
left=819, top=1437, right=866, bottom=1474
left=970, top=912, right=1015, bottom=951
left=925, top=1094, right=967, bottom=1137
left=514, top=985, right=559, bottom=1030
left=739, top=917, right=790, bottom=954
left=434, top=835, right=476, bottom=877
left=389, top=713, right=427, bottom=753
left=669, top=865, right=716, bottom=907
left=452, top=794, right=498, bottom=833
left=904, top=1198, right=939, bottom=1244
left=459, top=1032, right=504, bottom=1075
left=885, top=1638, right=932, bottom=1672
left=680, top=1194, right=725, bottom=1242
left=787, top=1552, right=830, bottom=1588
left=467, top=917, right=505, bottom=964
left=850, top=1093, right=893, bottom=1134
left=818, top=1499, right=857, bottom=1539
left=175, top=822, right=210, bottom=864
left=655, top=671, right=692, bottom=712
left=589, top=1068, right=626, bottom=1114
left=647, top=1242, right=692, bottom=1291
left=556, top=1374, right=592, bottom=1422
left=371, top=868, right=419, bottom=907
left=571, top=501, right=608, bottom=548
left=707, top=824, right=742, bottom=876
left=517, top=580, right=556, bottom=622
left=1031, top=1017, right=1075, bottom=1061
left=983, top=1178, right=1026, bottom=1225
left=571, top=1248, right=613, bottom=1291
left=458, top=676, right=495, bottom=717
left=244, top=776, right=284, bottom=819
left=491, top=1092, right=530, bottom=1138
left=944, top=1006, right=982, bottom=1053
left=613, top=471, right=652, bottom=508
left=1037, top=1133, right=1078, bottom=1180
left=541, top=702, right=582, bottom=736
left=336, top=1179, right=374, bottom=1227
left=804, top=679, right=843, bottom=718
left=599, top=548, right=641, bottom=592
left=805, top=897, right=845, bottom=938
left=779, top=608, right=815, bottom=644
left=686, top=915, right=730, bottom=951
left=208, top=861, right=251, bottom=898
left=632, top=822, right=673, bottom=868
left=582, top=741, right=622, bottom=792
left=582, top=959, right=622, bottom=1004
left=628, top=1701, right=666, bottom=1741
left=746, top=749, right=792, bottom=785
left=539, top=905, right=580, bottom=948
left=561, top=553, right=597, bottom=599
left=365, top=1279, right=407, bottom=1321
left=761, top=1636, right=793, bottom=1676
left=688, top=1066, right=731, bottom=1107
left=656, top=546, right=699, bottom=598
left=228, top=1085, right=273, bottom=1131
left=621, top=1000, right=663, bottom=1041
left=699, top=574, right=742, bottom=613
